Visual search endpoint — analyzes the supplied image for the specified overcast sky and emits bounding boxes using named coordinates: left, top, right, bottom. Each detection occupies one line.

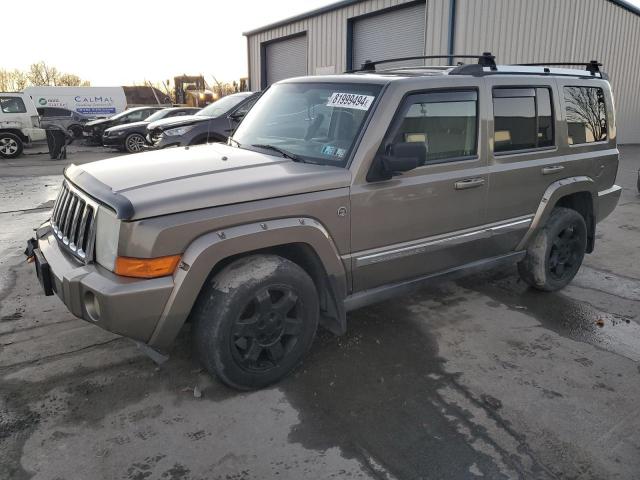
left=3, top=0, right=640, bottom=87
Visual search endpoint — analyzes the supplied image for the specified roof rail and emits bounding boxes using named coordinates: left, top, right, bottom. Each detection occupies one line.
left=357, top=52, right=496, bottom=72
left=515, top=60, right=602, bottom=75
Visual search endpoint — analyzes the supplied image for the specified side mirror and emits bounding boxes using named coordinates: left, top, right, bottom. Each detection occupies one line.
left=368, top=142, right=426, bottom=181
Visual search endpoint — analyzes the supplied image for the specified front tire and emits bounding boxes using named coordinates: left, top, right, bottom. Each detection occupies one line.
left=518, top=207, right=587, bottom=291
left=124, top=133, right=146, bottom=153
left=0, top=133, right=24, bottom=159
left=192, top=255, right=319, bottom=390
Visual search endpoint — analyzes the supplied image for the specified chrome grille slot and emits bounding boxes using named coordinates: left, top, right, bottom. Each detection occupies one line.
left=50, top=181, right=97, bottom=262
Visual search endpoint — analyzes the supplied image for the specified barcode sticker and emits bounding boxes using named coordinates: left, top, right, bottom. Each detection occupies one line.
left=326, top=92, right=375, bottom=110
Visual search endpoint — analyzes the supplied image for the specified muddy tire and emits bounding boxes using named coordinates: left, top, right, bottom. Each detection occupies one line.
left=192, top=255, right=319, bottom=390
left=518, top=207, right=587, bottom=291
left=0, top=132, right=24, bottom=159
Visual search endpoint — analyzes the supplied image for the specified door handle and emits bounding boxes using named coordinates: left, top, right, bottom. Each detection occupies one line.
left=454, top=177, right=486, bottom=190
left=542, top=165, right=565, bottom=175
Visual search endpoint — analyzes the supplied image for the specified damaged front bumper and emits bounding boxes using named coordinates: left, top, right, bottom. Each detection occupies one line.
left=26, top=223, right=174, bottom=344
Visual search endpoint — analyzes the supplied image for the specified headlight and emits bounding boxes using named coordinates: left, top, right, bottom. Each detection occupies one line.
left=94, top=207, right=120, bottom=271
left=164, top=125, right=194, bottom=136
left=114, top=130, right=126, bottom=136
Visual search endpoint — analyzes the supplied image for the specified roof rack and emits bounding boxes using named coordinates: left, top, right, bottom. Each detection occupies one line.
left=514, top=60, right=602, bottom=75
left=349, top=53, right=606, bottom=79
left=358, top=52, right=496, bottom=72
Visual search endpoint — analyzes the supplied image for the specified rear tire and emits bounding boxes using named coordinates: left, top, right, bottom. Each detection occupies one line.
left=518, top=207, right=587, bottom=291
left=192, top=255, right=319, bottom=390
left=0, top=133, right=24, bottom=159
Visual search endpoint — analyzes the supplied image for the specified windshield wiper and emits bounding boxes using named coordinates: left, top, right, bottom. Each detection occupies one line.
left=228, top=137, right=241, bottom=147
left=251, top=144, right=304, bottom=162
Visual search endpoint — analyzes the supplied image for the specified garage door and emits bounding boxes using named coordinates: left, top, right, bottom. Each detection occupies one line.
left=264, top=34, right=308, bottom=87
left=352, top=3, right=426, bottom=70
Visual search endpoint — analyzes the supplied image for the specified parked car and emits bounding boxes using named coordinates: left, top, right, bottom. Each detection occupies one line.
left=37, top=107, right=90, bottom=138
left=146, top=92, right=258, bottom=149
left=103, top=107, right=200, bottom=153
left=27, top=54, right=621, bottom=390
left=0, top=93, right=45, bottom=159
left=83, top=106, right=163, bottom=144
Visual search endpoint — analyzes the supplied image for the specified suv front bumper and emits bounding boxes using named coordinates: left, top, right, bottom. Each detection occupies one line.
left=30, top=224, right=174, bottom=343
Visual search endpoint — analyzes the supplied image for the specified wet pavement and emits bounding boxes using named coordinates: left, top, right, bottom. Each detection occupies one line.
left=1, top=145, right=639, bottom=479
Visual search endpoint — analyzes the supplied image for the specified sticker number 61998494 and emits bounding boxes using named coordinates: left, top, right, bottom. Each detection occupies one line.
left=326, top=92, right=375, bottom=110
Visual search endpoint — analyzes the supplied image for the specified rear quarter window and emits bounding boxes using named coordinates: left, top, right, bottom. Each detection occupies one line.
left=564, top=86, right=607, bottom=144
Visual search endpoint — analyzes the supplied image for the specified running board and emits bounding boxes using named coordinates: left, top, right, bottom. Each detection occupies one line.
left=344, top=251, right=526, bottom=312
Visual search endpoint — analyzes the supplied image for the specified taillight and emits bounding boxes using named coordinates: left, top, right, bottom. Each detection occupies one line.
left=31, top=116, right=41, bottom=128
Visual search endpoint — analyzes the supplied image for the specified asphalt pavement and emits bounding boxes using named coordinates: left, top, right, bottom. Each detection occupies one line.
left=1, top=144, right=639, bottom=480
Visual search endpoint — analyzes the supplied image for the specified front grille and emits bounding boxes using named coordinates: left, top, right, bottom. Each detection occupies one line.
left=50, top=182, right=96, bottom=261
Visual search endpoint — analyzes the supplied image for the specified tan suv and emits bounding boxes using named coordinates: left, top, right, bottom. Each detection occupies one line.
left=27, top=54, right=621, bottom=389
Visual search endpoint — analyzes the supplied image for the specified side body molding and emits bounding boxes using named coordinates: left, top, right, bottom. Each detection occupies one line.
left=516, top=176, right=596, bottom=251
left=148, top=217, right=347, bottom=348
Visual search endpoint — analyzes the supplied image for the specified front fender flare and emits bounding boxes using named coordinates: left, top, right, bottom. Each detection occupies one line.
left=148, top=217, right=347, bottom=348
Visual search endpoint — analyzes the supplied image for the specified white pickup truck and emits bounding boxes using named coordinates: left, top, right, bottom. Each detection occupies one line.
left=0, top=93, right=46, bottom=159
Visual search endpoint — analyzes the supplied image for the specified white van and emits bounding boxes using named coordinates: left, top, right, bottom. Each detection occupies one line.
left=0, top=93, right=46, bottom=159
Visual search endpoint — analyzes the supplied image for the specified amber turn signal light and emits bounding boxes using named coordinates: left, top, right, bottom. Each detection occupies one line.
left=114, top=255, right=181, bottom=279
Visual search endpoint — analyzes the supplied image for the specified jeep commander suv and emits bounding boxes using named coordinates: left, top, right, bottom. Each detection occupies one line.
left=27, top=53, right=621, bottom=390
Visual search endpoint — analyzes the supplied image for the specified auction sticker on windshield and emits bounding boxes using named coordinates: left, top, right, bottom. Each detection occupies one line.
left=327, top=92, right=375, bottom=110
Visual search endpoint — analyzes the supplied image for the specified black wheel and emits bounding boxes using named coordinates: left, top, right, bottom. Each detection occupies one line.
left=68, top=125, right=83, bottom=138
left=0, top=133, right=24, bottom=159
left=124, top=133, right=146, bottom=153
left=518, top=207, right=587, bottom=291
left=192, top=255, right=319, bottom=390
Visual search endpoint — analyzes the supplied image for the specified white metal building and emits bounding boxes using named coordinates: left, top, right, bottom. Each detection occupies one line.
left=244, top=0, right=640, bottom=143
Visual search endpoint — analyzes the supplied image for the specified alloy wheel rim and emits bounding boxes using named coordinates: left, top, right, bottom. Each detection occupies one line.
left=230, top=286, right=303, bottom=372
left=548, top=224, right=581, bottom=280
left=0, top=138, right=18, bottom=155
left=126, top=135, right=145, bottom=152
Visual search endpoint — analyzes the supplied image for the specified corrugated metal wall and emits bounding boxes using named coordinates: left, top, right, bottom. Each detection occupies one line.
left=246, top=0, right=448, bottom=89
left=454, top=0, right=640, bottom=143
left=246, top=0, right=640, bottom=142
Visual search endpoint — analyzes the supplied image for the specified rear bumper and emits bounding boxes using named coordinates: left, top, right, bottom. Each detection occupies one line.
left=596, top=184, right=622, bottom=223
left=35, top=224, right=174, bottom=344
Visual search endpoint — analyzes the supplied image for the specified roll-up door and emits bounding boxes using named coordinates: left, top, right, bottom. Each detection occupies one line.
left=352, top=3, right=426, bottom=70
left=264, top=34, right=308, bottom=87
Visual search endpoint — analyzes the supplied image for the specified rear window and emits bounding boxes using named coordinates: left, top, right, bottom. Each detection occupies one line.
left=492, top=87, right=554, bottom=153
left=0, top=97, right=27, bottom=114
left=564, top=86, right=607, bottom=144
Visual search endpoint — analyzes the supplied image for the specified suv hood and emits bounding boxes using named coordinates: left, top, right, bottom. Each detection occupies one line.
left=147, top=115, right=208, bottom=131
left=65, top=144, right=351, bottom=220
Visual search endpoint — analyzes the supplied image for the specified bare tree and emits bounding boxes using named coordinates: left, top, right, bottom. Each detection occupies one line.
left=0, top=69, right=28, bottom=91
left=27, top=61, right=60, bottom=86
left=57, top=73, right=89, bottom=87
left=565, top=87, right=607, bottom=142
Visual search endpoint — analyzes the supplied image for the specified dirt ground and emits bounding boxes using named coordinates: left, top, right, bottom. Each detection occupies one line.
left=1, top=143, right=639, bottom=480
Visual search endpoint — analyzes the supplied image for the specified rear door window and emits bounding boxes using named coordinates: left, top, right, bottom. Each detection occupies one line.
left=492, top=87, right=554, bottom=153
left=0, top=97, right=27, bottom=114
left=564, top=86, right=607, bottom=144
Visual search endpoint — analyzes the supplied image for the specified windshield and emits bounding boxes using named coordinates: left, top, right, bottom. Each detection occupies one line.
left=231, top=82, right=382, bottom=166
left=196, top=94, right=249, bottom=118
